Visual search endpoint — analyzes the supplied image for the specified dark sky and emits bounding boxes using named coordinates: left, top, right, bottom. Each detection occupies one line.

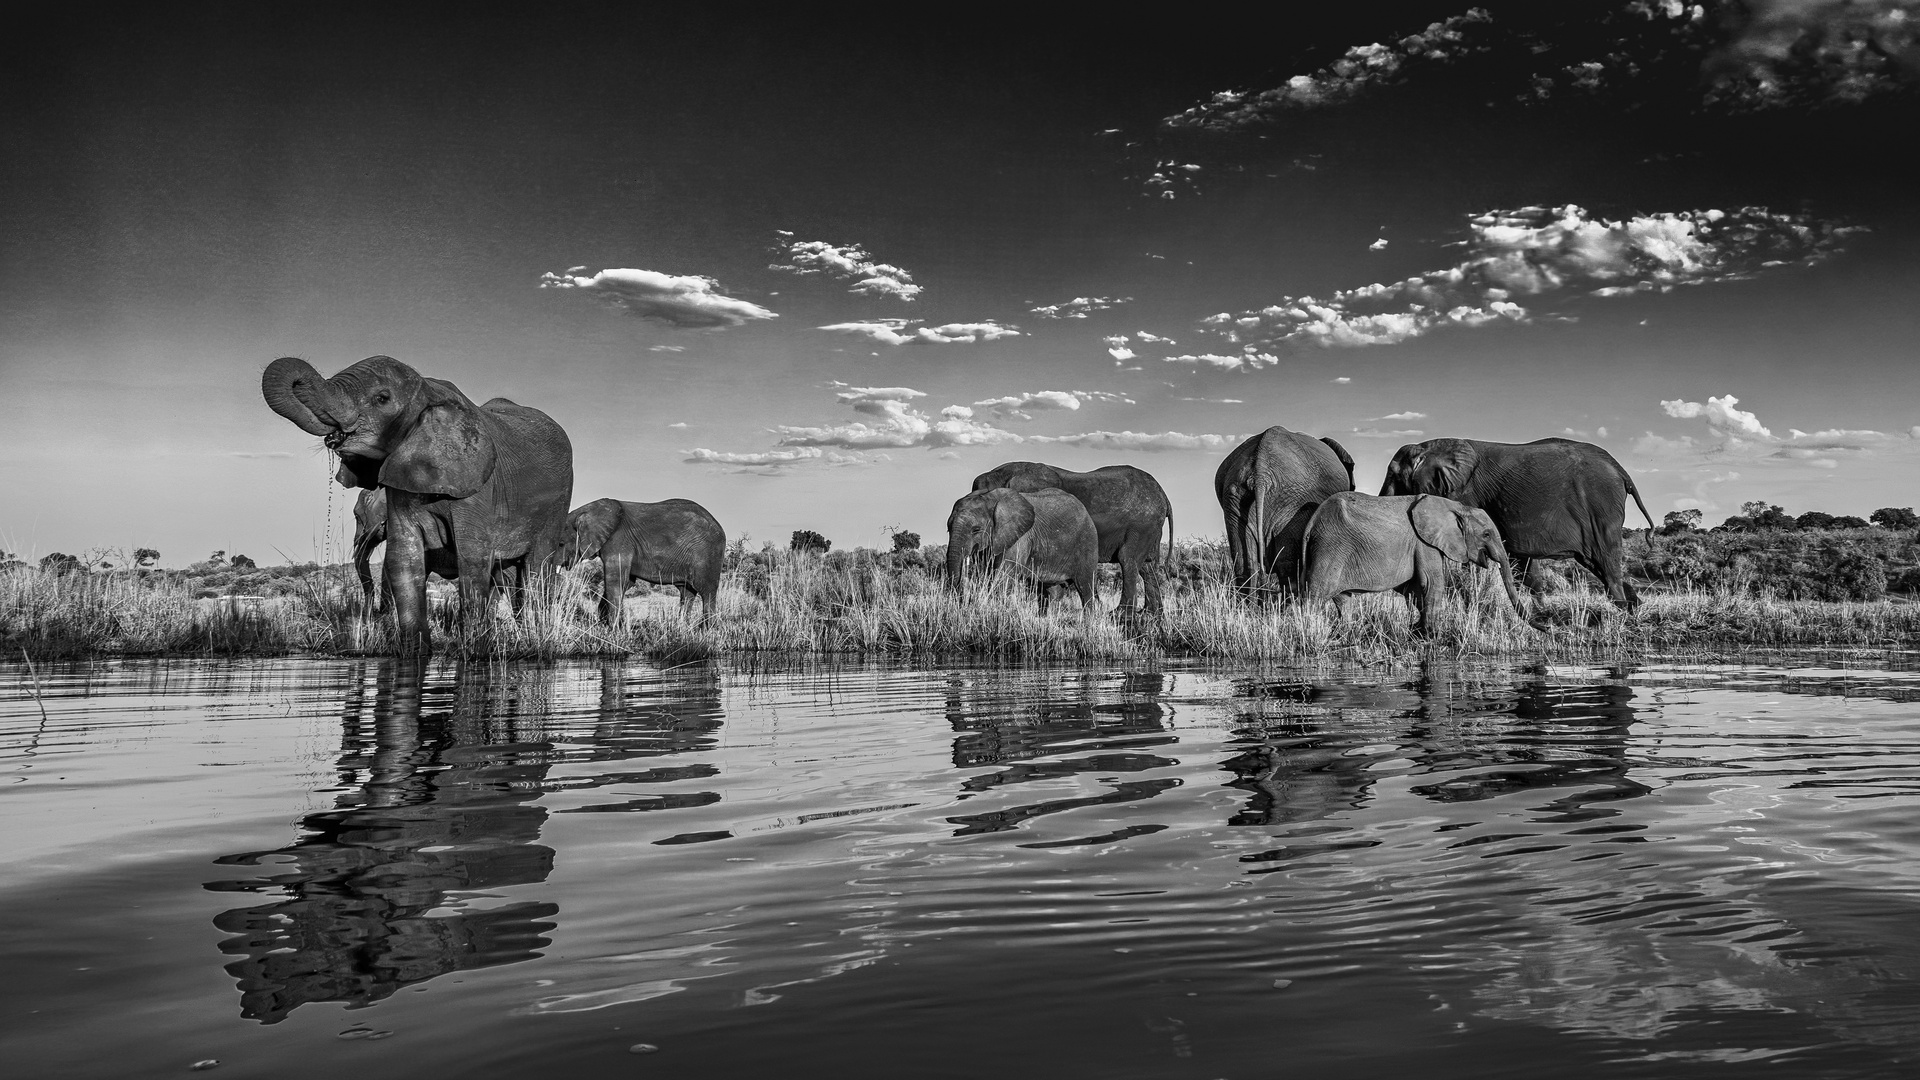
left=4, top=3, right=1917, bottom=563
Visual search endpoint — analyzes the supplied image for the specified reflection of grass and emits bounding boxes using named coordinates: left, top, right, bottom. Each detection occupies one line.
left=7, top=549, right=1920, bottom=661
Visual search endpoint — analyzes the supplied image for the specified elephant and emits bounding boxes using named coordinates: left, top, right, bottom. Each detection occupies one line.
left=970, top=462, right=1170, bottom=616
left=350, top=488, right=461, bottom=611
left=1299, top=492, right=1541, bottom=634
left=1214, top=426, right=1355, bottom=595
left=1379, top=437, right=1655, bottom=610
left=559, top=498, right=725, bottom=623
left=946, top=487, right=1100, bottom=616
left=263, top=354, right=574, bottom=654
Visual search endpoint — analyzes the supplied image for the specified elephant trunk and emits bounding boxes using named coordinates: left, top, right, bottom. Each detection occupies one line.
left=1491, top=549, right=1546, bottom=632
left=946, top=539, right=969, bottom=591
left=261, top=357, right=336, bottom=436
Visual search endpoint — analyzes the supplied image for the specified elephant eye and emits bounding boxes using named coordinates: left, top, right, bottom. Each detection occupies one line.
left=374, top=391, right=391, bottom=405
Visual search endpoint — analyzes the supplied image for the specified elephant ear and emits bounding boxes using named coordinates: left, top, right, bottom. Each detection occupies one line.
left=569, top=499, right=622, bottom=562
left=1412, top=439, right=1476, bottom=497
left=990, top=490, right=1037, bottom=560
left=1410, top=495, right=1475, bottom=564
left=378, top=394, right=496, bottom=498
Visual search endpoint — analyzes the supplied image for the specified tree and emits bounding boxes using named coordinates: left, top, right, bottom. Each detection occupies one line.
left=890, top=530, right=921, bottom=552
left=1872, top=507, right=1919, bottom=529
left=134, top=547, right=161, bottom=568
left=230, top=554, right=256, bottom=570
left=1831, top=515, right=1869, bottom=529
left=1659, top=509, right=1702, bottom=536
left=207, top=550, right=227, bottom=566
left=790, top=530, right=831, bottom=555
left=1794, top=510, right=1836, bottom=531
left=39, top=552, right=80, bottom=574
left=1739, top=502, right=1794, bottom=530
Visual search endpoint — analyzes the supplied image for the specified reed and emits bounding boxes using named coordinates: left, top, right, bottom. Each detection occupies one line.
left=6, top=550, right=1919, bottom=661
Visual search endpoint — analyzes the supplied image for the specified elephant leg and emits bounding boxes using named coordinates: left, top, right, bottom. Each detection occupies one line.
left=384, top=520, right=432, bottom=657
left=1576, top=551, right=1639, bottom=612
left=1037, top=582, right=1052, bottom=616
left=1116, top=551, right=1139, bottom=612
left=1223, top=504, right=1249, bottom=594
left=1140, top=543, right=1165, bottom=617
left=454, top=546, right=497, bottom=648
left=600, top=553, right=631, bottom=627
left=677, top=584, right=697, bottom=614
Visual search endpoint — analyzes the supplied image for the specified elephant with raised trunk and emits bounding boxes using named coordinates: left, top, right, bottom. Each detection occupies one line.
left=1380, top=437, right=1654, bottom=610
left=1300, top=492, right=1542, bottom=635
left=263, top=354, right=573, bottom=654
left=970, top=462, right=1170, bottom=616
left=560, top=498, right=725, bottom=623
left=1214, top=426, right=1355, bottom=595
left=946, top=487, right=1099, bottom=616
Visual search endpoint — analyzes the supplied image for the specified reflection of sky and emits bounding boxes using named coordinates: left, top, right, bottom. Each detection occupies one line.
left=5, top=7, right=1919, bottom=561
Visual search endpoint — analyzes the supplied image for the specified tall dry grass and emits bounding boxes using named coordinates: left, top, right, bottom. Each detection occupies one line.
left=6, top=550, right=1919, bottom=661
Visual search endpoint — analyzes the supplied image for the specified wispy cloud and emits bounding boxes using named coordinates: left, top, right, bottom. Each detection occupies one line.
left=540, top=268, right=777, bottom=329
left=1634, top=392, right=1918, bottom=470
left=1030, top=296, right=1130, bottom=319
left=1370, top=411, right=1428, bottom=421
left=1135, top=330, right=1176, bottom=344
left=819, top=319, right=1020, bottom=345
left=1163, top=351, right=1279, bottom=371
left=1204, top=204, right=1856, bottom=351
left=1141, top=160, right=1202, bottom=199
left=1103, top=334, right=1136, bottom=361
left=1346, top=428, right=1426, bottom=439
left=971, top=389, right=1137, bottom=421
left=770, top=234, right=921, bottom=300
left=1029, top=430, right=1243, bottom=452
left=1165, top=9, right=1494, bottom=128
left=1177, top=397, right=1245, bottom=404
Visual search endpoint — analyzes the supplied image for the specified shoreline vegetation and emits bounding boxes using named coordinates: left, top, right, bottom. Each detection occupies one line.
left=5, top=529, right=1920, bottom=663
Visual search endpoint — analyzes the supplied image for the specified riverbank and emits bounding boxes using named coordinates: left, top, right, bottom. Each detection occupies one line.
left=7, top=551, right=1920, bottom=663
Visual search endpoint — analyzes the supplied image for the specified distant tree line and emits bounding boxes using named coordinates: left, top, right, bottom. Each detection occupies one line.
left=1659, top=504, right=1917, bottom=536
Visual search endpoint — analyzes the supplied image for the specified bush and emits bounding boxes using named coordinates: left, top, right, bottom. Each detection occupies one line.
left=790, top=530, right=831, bottom=555
left=1872, top=507, right=1919, bottom=530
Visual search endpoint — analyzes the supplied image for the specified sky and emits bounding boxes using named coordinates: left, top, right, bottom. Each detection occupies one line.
left=4, top=3, right=1918, bottom=567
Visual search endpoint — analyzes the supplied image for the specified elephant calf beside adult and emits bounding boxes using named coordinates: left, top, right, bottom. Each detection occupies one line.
left=1214, top=425, right=1355, bottom=595
left=1380, top=437, right=1654, bottom=611
left=1300, top=492, right=1541, bottom=634
left=970, top=461, right=1170, bottom=616
left=946, top=487, right=1100, bottom=616
left=263, top=354, right=573, bottom=654
left=350, top=488, right=463, bottom=612
left=560, top=498, right=725, bottom=623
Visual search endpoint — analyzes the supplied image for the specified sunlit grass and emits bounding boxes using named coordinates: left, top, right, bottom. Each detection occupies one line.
left=6, top=551, right=1919, bottom=661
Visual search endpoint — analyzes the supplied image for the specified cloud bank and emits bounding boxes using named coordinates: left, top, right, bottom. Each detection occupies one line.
left=1165, top=9, right=1494, bottom=128
left=1635, top=392, right=1917, bottom=470
left=1030, top=296, right=1130, bottom=319
left=819, top=319, right=1021, bottom=345
left=539, top=268, right=777, bottom=329
left=1204, top=204, right=1855, bottom=351
left=770, top=235, right=921, bottom=300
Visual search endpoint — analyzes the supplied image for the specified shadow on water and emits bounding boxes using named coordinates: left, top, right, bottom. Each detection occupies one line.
left=201, top=660, right=725, bottom=1023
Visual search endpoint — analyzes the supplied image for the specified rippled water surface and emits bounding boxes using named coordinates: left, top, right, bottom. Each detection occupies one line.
left=6, top=656, right=1920, bottom=1079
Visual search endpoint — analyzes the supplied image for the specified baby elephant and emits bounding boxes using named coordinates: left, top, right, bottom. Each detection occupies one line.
left=1299, top=492, right=1541, bottom=633
left=561, top=498, right=725, bottom=623
left=946, top=487, right=1099, bottom=615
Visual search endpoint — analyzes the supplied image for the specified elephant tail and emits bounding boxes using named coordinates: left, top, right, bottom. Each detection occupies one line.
left=1164, top=504, right=1174, bottom=573
left=1248, top=483, right=1267, bottom=586
left=1623, top=473, right=1657, bottom=553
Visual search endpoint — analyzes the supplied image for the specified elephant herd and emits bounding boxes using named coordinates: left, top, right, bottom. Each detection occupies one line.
left=265, top=354, right=1654, bottom=654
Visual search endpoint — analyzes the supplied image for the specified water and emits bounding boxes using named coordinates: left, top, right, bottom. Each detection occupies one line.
left=5, top=656, right=1920, bottom=1079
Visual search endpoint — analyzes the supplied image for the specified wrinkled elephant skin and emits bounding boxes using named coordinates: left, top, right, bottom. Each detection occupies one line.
left=1214, top=426, right=1355, bottom=595
left=946, top=487, right=1100, bottom=616
left=561, top=498, right=725, bottom=623
left=971, top=461, right=1170, bottom=615
left=1301, top=492, right=1540, bottom=634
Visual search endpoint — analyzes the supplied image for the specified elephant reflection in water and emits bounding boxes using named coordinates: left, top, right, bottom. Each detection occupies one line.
left=1221, top=671, right=1648, bottom=839
left=942, top=670, right=1179, bottom=841
left=206, top=661, right=563, bottom=1023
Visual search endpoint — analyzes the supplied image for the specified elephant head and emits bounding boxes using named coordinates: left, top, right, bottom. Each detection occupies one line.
left=945, top=489, right=1035, bottom=586
left=1381, top=439, right=1477, bottom=498
left=560, top=499, right=623, bottom=567
left=262, top=355, right=496, bottom=498
left=1410, top=495, right=1538, bottom=627
left=970, top=461, right=1060, bottom=494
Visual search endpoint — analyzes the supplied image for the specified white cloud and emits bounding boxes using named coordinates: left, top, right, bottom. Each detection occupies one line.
left=1165, top=9, right=1494, bottom=128
left=771, top=238, right=921, bottom=300
left=1177, top=397, right=1245, bottom=404
left=540, top=268, right=777, bottom=329
left=819, top=319, right=1020, bottom=345
left=1332, top=377, right=1352, bottom=384
left=1638, top=393, right=1916, bottom=469
left=1141, top=161, right=1202, bottom=199
left=1204, top=204, right=1856, bottom=351
left=1072, top=389, right=1137, bottom=406
left=1372, top=411, right=1427, bottom=421
left=1347, top=428, right=1426, bottom=439
left=1369, top=238, right=1390, bottom=251
left=1163, top=351, right=1280, bottom=371
left=1030, top=296, right=1130, bottom=319
left=667, top=422, right=688, bottom=429
left=1597, top=426, right=1608, bottom=438
left=649, top=344, right=687, bottom=353
left=973, top=391, right=1082, bottom=421
left=683, top=446, right=824, bottom=467
left=1103, top=334, right=1136, bottom=361
left=1135, top=330, right=1176, bottom=344
left=1028, top=430, right=1244, bottom=452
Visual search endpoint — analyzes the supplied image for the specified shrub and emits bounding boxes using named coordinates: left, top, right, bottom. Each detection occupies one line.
left=1872, top=507, right=1919, bottom=530
left=790, top=530, right=831, bottom=555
